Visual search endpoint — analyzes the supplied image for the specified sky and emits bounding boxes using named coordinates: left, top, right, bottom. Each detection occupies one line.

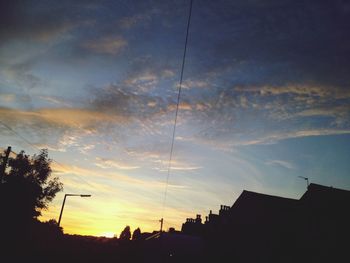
left=1, top=0, right=350, bottom=237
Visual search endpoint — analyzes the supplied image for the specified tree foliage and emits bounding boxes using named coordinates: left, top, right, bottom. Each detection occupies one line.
left=132, top=227, right=142, bottom=240
left=0, top=149, right=63, bottom=222
left=119, top=225, right=131, bottom=241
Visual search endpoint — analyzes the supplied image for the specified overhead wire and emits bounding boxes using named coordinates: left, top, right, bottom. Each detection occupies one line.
left=1, top=0, right=194, bottom=231
left=161, top=0, right=193, bottom=221
left=0, top=120, right=95, bottom=189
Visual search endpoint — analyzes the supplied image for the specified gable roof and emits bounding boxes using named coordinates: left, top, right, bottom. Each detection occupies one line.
left=301, top=183, right=350, bottom=199
left=232, top=190, right=298, bottom=210
left=228, top=190, right=298, bottom=224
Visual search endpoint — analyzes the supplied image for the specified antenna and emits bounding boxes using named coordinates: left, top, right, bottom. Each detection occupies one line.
left=298, top=176, right=309, bottom=189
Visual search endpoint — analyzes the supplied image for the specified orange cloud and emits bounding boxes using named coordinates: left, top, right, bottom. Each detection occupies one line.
left=0, top=107, right=127, bottom=131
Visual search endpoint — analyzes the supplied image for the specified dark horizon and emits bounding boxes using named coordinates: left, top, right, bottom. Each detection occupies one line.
left=1, top=162, right=349, bottom=263
left=1, top=0, right=350, bottom=237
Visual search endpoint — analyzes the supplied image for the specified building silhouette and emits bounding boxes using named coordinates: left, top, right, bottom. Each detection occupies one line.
left=181, top=183, right=350, bottom=263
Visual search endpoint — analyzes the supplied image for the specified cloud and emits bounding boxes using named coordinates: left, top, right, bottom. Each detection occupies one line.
left=118, top=14, right=151, bottom=29
left=236, top=84, right=350, bottom=99
left=51, top=161, right=186, bottom=191
left=95, top=157, right=139, bottom=170
left=36, top=108, right=126, bottom=128
left=0, top=1, right=75, bottom=44
left=181, top=80, right=209, bottom=89
left=265, top=160, right=295, bottom=170
left=0, top=106, right=129, bottom=152
left=34, top=143, right=67, bottom=153
left=0, top=93, right=32, bottom=108
left=82, top=36, right=127, bottom=55
left=0, top=94, right=16, bottom=103
left=1, top=61, right=43, bottom=92
left=38, top=96, right=73, bottom=107
left=89, top=84, right=174, bottom=120
left=296, top=105, right=350, bottom=118
left=171, top=165, right=202, bottom=171
left=79, top=144, right=96, bottom=155
left=153, top=159, right=202, bottom=172
left=191, top=0, right=350, bottom=91
left=122, top=58, right=176, bottom=93
left=195, top=103, right=211, bottom=111
left=241, top=129, right=350, bottom=146
left=161, top=69, right=175, bottom=78
left=2, top=0, right=350, bottom=156
left=35, top=136, right=96, bottom=154
left=188, top=124, right=350, bottom=152
left=4, top=107, right=123, bottom=131
left=167, top=102, right=193, bottom=112
left=124, top=71, right=159, bottom=92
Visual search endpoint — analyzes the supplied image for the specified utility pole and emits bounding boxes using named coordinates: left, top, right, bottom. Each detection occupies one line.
left=159, top=218, right=163, bottom=233
left=58, top=194, right=91, bottom=227
left=0, top=146, right=11, bottom=183
left=58, top=194, right=68, bottom=227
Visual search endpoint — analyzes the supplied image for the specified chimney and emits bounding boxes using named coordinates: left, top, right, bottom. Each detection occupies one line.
left=195, top=214, right=202, bottom=224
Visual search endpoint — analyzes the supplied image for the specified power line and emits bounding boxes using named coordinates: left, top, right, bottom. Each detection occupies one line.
left=161, top=0, right=193, bottom=220
left=0, top=120, right=94, bottom=189
left=0, top=120, right=41, bottom=152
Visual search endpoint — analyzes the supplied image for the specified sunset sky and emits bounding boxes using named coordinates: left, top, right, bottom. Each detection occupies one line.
left=1, top=0, right=350, bottom=237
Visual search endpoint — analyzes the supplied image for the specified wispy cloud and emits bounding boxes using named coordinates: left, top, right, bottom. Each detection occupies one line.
left=124, top=71, right=159, bottom=92
left=38, top=95, right=73, bottom=107
left=296, top=105, right=350, bottom=119
left=51, top=161, right=186, bottom=190
left=34, top=143, right=67, bottom=153
left=235, top=84, right=350, bottom=101
left=167, top=102, right=193, bottom=111
left=118, top=14, right=151, bottom=29
left=153, top=159, right=202, bottom=172
left=95, top=157, right=139, bottom=170
left=240, top=129, right=350, bottom=146
left=0, top=107, right=128, bottom=130
left=265, top=160, right=295, bottom=170
left=79, top=144, right=96, bottom=155
left=181, top=79, right=209, bottom=89
left=171, top=165, right=203, bottom=171
left=82, top=36, right=127, bottom=55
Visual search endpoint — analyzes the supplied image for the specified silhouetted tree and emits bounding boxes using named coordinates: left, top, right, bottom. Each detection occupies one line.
left=0, top=149, right=63, bottom=226
left=119, top=225, right=131, bottom=241
left=132, top=227, right=141, bottom=240
left=44, top=219, right=63, bottom=235
left=29, top=219, right=63, bottom=242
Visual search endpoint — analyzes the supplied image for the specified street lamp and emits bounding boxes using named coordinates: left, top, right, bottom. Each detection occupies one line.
left=58, top=194, right=91, bottom=227
left=298, top=176, right=309, bottom=189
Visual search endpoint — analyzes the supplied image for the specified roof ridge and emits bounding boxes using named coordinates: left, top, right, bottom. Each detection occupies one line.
left=241, top=190, right=297, bottom=200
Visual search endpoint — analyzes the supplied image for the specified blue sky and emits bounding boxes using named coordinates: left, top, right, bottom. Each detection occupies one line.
left=1, top=0, right=350, bottom=236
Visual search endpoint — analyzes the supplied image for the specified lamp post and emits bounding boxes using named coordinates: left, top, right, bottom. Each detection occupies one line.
left=58, top=194, right=91, bottom=227
left=298, top=176, right=309, bottom=189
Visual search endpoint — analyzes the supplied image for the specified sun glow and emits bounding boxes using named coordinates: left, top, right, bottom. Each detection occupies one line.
left=102, top=232, right=115, bottom=238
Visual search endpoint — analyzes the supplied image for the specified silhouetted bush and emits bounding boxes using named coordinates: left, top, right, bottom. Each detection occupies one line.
left=132, top=227, right=142, bottom=240
left=120, top=225, right=131, bottom=241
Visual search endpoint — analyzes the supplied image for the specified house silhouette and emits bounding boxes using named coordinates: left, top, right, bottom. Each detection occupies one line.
left=181, top=183, right=350, bottom=263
